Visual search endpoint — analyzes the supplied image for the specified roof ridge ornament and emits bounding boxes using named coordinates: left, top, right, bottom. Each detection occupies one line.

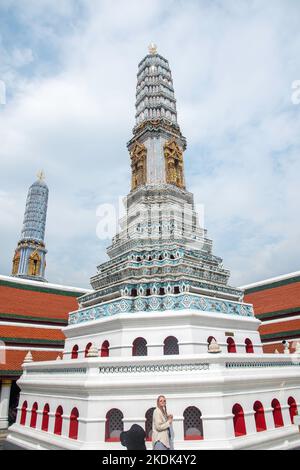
left=24, top=351, right=33, bottom=363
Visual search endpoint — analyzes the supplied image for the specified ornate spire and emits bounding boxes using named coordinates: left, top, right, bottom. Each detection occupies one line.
left=11, top=173, right=49, bottom=282
left=133, top=47, right=180, bottom=130
left=127, top=46, right=186, bottom=191
left=78, top=47, right=244, bottom=319
left=21, top=173, right=48, bottom=242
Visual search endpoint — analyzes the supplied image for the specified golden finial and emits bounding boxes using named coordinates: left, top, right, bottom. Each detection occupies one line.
left=148, top=43, right=157, bottom=55
left=37, top=170, right=45, bottom=182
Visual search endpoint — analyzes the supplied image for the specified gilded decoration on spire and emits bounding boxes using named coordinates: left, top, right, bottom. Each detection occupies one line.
left=12, top=250, right=20, bottom=275
left=27, top=250, right=41, bottom=276
left=130, top=142, right=147, bottom=190
left=164, top=138, right=185, bottom=189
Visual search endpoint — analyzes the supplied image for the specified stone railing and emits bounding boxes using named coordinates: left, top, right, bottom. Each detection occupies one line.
left=21, top=354, right=300, bottom=378
left=226, top=361, right=300, bottom=369
left=26, top=367, right=87, bottom=375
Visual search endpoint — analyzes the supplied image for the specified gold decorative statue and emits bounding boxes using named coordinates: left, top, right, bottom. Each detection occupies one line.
left=27, top=250, right=41, bottom=276
left=130, top=142, right=147, bottom=190
left=12, top=251, right=20, bottom=275
left=164, top=138, right=185, bottom=189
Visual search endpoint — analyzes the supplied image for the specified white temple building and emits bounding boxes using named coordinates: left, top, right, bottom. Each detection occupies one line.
left=6, top=45, right=300, bottom=450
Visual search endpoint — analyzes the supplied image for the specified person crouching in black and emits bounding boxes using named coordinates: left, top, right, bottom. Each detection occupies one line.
left=120, top=424, right=147, bottom=450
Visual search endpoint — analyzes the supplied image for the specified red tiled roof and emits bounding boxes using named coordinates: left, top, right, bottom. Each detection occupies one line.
left=0, top=325, right=65, bottom=342
left=244, top=282, right=300, bottom=315
left=262, top=343, right=284, bottom=354
left=259, top=319, right=300, bottom=336
left=0, top=285, right=79, bottom=321
left=0, top=350, right=61, bottom=375
left=262, top=342, right=299, bottom=354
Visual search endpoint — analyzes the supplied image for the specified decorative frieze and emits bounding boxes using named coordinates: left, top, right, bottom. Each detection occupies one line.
left=69, top=293, right=254, bottom=325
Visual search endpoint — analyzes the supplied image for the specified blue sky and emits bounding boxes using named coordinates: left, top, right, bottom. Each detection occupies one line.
left=0, top=0, right=300, bottom=288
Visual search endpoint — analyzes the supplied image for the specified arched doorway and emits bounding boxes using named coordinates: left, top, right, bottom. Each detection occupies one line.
left=253, top=401, right=267, bottom=432
left=41, top=404, right=50, bottom=432
left=101, top=341, right=110, bottom=357
left=30, top=402, right=38, bottom=428
left=271, top=399, right=284, bottom=428
left=227, top=338, right=236, bottom=353
left=164, top=336, right=179, bottom=355
left=232, top=404, right=247, bottom=437
left=69, top=408, right=79, bottom=440
left=132, top=337, right=148, bottom=356
left=245, top=339, right=254, bottom=354
left=288, top=397, right=298, bottom=424
left=71, top=345, right=79, bottom=359
left=183, top=406, right=204, bottom=440
left=105, top=409, right=124, bottom=442
left=54, top=406, right=63, bottom=435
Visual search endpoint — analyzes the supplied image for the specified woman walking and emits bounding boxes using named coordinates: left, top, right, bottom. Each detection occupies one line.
left=152, top=395, right=174, bottom=450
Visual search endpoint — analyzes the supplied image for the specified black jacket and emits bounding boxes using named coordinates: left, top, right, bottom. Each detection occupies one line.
left=120, top=424, right=147, bottom=450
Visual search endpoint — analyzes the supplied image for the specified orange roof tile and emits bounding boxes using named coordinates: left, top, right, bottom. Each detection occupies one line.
left=245, top=282, right=300, bottom=315
left=262, top=343, right=285, bottom=354
left=259, top=319, right=300, bottom=336
left=0, top=285, right=79, bottom=321
left=0, top=350, right=61, bottom=375
left=0, top=325, right=65, bottom=342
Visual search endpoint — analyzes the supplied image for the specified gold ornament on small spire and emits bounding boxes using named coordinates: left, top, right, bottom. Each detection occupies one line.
left=148, top=43, right=157, bottom=55
left=37, top=170, right=45, bottom=182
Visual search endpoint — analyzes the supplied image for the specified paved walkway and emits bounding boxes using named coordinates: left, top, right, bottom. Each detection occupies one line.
left=0, top=431, right=8, bottom=450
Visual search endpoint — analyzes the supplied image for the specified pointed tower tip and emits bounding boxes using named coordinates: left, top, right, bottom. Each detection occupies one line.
left=37, top=170, right=45, bottom=182
left=148, top=43, right=157, bottom=55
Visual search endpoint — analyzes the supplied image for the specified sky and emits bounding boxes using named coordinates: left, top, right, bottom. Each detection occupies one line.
left=0, top=0, right=300, bottom=289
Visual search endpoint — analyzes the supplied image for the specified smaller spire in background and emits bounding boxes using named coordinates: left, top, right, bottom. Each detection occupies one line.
left=11, top=173, right=49, bottom=282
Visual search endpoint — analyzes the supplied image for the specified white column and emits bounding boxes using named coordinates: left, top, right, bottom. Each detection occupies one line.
left=179, top=342, right=194, bottom=355
left=201, top=413, right=233, bottom=440
left=36, top=410, right=43, bottom=431
left=172, top=417, right=184, bottom=442
left=0, top=379, right=12, bottom=430
left=147, top=344, right=164, bottom=356
left=79, top=418, right=106, bottom=443
left=48, top=412, right=56, bottom=434
left=62, top=414, right=70, bottom=438
left=111, top=345, right=131, bottom=357
left=265, top=408, right=275, bottom=430
left=281, top=405, right=292, bottom=427
left=244, top=410, right=257, bottom=436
